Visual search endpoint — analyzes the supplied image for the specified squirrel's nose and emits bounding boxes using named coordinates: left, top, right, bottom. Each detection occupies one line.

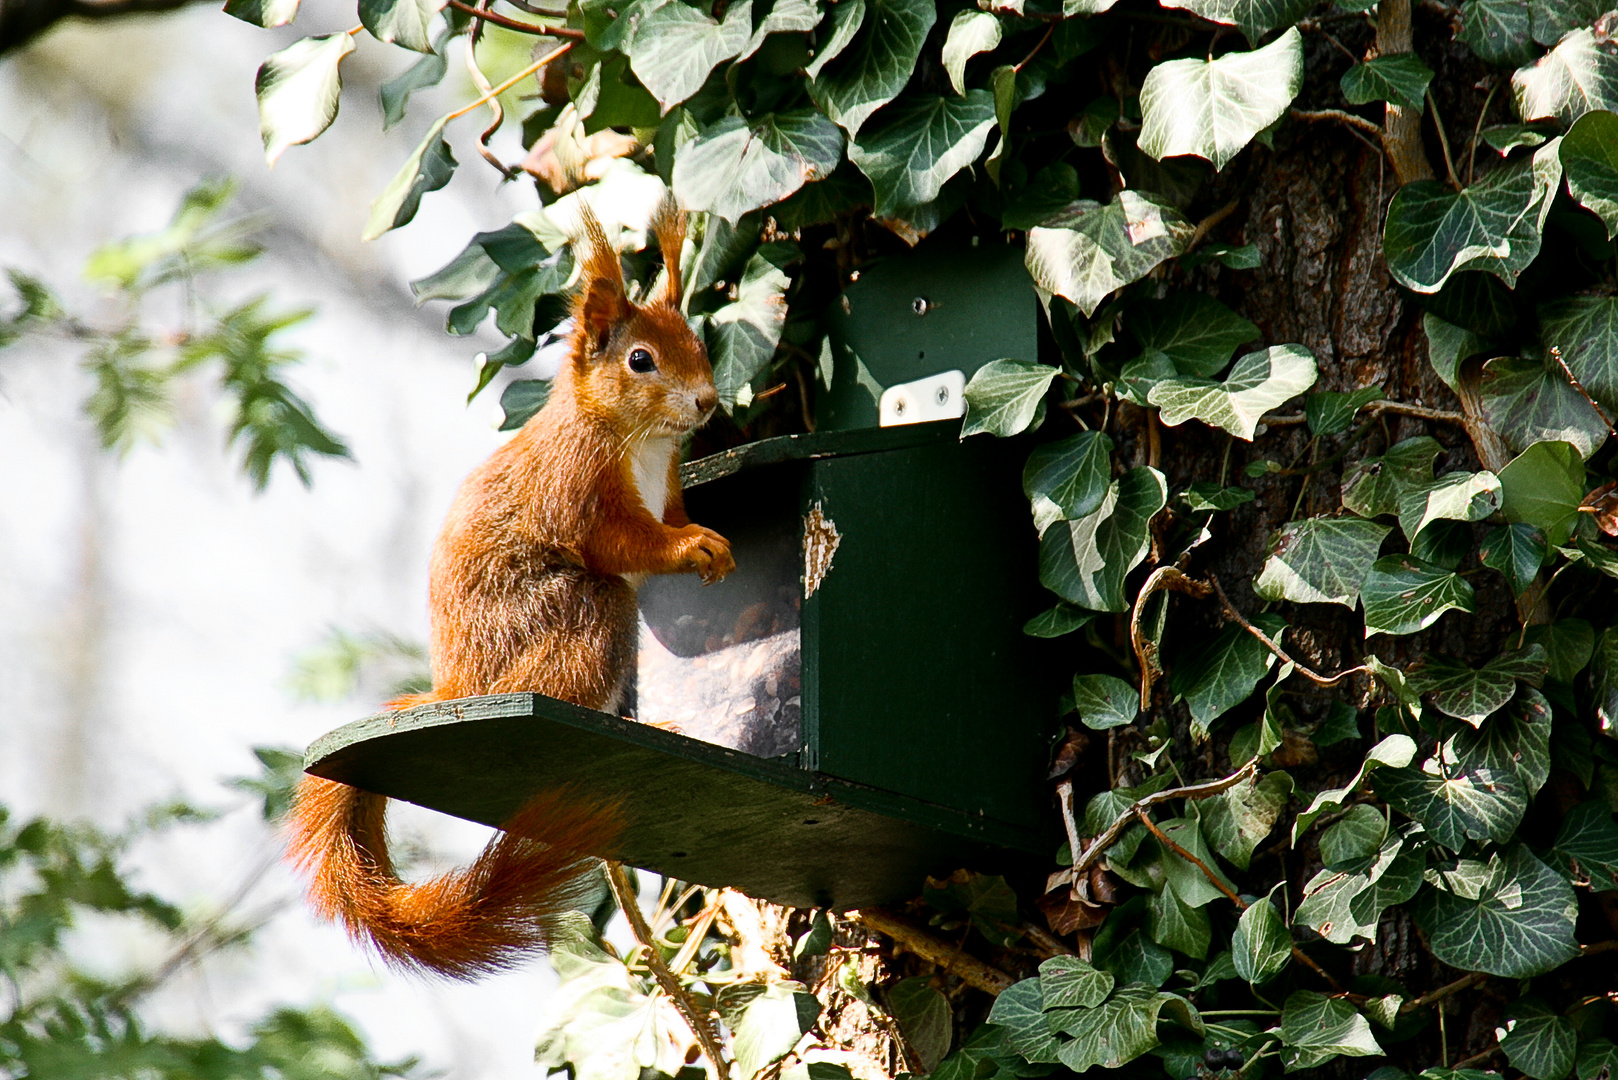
left=695, top=387, right=717, bottom=414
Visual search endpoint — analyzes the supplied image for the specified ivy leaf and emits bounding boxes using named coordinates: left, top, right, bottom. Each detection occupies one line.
left=803, top=0, right=864, bottom=80
left=941, top=10, right=1001, bottom=95
left=1072, top=674, right=1140, bottom=731
left=226, top=0, right=299, bottom=28
left=1341, top=54, right=1434, bottom=111
left=1138, top=28, right=1304, bottom=170
left=1361, top=555, right=1475, bottom=637
left=707, top=242, right=795, bottom=407
left=1382, top=139, right=1562, bottom=293
left=1579, top=1041, right=1618, bottom=1080
left=1039, top=955, right=1115, bottom=1009
left=1320, top=804, right=1388, bottom=867
left=630, top=0, right=753, bottom=110
left=1295, top=827, right=1424, bottom=943
left=380, top=32, right=449, bottom=130
left=728, top=982, right=823, bottom=1079
left=985, top=980, right=1063, bottom=1064
left=1307, top=386, right=1384, bottom=436
left=1231, top=898, right=1290, bottom=984
left=1254, top=516, right=1391, bottom=607
left=1278, top=991, right=1383, bottom=1072
left=1024, top=603, right=1096, bottom=637
left=256, top=33, right=356, bottom=166
left=809, top=0, right=935, bottom=137
left=1025, top=191, right=1194, bottom=317
left=1396, top=470, right=1501, bottom=543
left=362, top=116, right=455, bottom=241
left=1477, top=355, right=1611, bottom=460
left=1425, top=311, right=1497, bottom=390
left=1526, top=617, right=1594, bottom=681
left=1375, top=749, right=1528, bottom=849
left=1540, top=296, right=1618, bottom=416
left=1182, top=482, right=1256, bottom=511
left=1095, top=925, right=1175, bottom=987
left=963, top=359, right=1058, bottom=437
left=1025, top=430, right=1115, bottom=532
left=1407, top=646, right=1548, bottom=726
left=1459, top=0, right=1537, bottom=67
left=1157, top=0, right=1312, bottom=43
left=1195, top=769, right=1292, bottom=870
left=1292, top=734, right=1418, bottom=844
left=1416, top=845, right=1581, bottom=977
left=1150, top=345, right=1318, bottom=441
left=848, top=91, right=996, bottom=216
left=359, top=0, right=444, bottom=52
left=1170, top=614, right=1286, bottom=733
left=1049, top=986, right=1191, bottom=1072
left=889, top=978, right=951, bottom=1074
left=1039, top=467, right=1167, bottom=612
left=1499, top=439, right=1586, bottom=547
left=673, top=110, right=844, bottom=224
left=1484, top=122, right=1554, bottom=152
left=1149, top=886, right=1212, bottom=958
left=739, top=0, right=821, bottom=59
left=1531, top=0, right=1605, bottom=44
left=1500, top=999, right=1577, bottom=1080
left=1129, top=292, right=1259, bottom=377
left=1550, top=801, right=1618, bottom=890
left=1512, top=28, right=1618, bottom=125
left=1562, top=110, right=1618, bottom=239
left=1342, top=436, right=1444, bottom=519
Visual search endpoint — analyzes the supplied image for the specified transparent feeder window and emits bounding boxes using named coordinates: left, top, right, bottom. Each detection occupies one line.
left=634, top=517, right=801, bottom=759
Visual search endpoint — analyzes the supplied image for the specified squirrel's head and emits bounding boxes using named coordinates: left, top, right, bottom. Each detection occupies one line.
left=566, top=201, right=717, bottom=438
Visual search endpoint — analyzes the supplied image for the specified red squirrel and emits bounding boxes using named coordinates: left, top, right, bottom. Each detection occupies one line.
left=287, top=200, right=735, bottom=978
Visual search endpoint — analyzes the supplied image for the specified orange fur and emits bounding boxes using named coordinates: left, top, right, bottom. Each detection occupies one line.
left=286, top=198, right=733, bottom=978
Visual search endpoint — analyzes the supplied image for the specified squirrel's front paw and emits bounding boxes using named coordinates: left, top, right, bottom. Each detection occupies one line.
left=679, top=525, right=735, bottom=584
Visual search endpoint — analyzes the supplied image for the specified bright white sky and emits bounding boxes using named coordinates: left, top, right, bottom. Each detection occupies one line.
left=0, top=7, right=591, bottom=1076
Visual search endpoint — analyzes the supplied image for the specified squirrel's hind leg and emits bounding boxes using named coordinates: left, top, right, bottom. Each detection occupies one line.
left=491, top=568, right=638, bottom=712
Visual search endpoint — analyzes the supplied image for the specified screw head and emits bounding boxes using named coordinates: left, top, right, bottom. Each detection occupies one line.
left=893, top=396, right=907, bottom=415
left=935, top=386, right=949, bottom=405
left=911, top=296, right=930, bottom=315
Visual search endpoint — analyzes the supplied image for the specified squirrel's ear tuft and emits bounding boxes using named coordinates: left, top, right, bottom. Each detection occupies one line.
left=573, top=204, right=630, bottom=351
left=648, top=193, right=685, bottom=309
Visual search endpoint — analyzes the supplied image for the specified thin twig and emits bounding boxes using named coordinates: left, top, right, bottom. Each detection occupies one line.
left=1261, top=399, right=1465, bottom=428
left=445, top=42, right=573, bottom=122
left=1291, top=108, right=1385, bottom=139
left=1453, top=1045, right=1502, bottom=1070
left=464, top=5, right=519, bottom=178
left=1057, top=778, right=1084, bottom=875
left=1465, top=81, right=1499, bottom=187
left=445, top=0, right=584, bottom=36
left=1014, top=22, right=1056, bottom=71
left=846, top=909, right=1017, bottom=995
left=1187, top=198, right=1241, bottom=251
left=1551, top=345, right=1618, bottom=438
left=605, top=862, right=729, bottom=1080
left=1131, top=567, right=1212, bottom=710
left=1209, top=575, right=1369, bottom=687
left=1427, top=89, right=1461, bottom=191
left=1072, top=761, right=1258, bottom=881
left=1400, top=970, right=1486, bottom=1012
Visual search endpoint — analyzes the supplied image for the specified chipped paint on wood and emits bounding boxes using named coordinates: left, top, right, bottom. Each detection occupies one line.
left=803, top=501, right=841, bottom=598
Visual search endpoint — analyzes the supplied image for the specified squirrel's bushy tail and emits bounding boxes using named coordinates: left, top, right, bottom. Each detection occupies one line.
left=287, top=766, right=619, bottom=978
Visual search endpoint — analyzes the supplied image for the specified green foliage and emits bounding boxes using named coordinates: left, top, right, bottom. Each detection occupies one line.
left=0, top=179, right=348, bottom=490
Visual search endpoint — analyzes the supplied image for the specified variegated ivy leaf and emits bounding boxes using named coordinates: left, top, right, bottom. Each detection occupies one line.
left=1480, top=522, right=1547, bottom=596
left=1382, top=138, right=1562, bottom=293
left=1038, top=955, right=1114, bottom=1010
left=1319, top=803, right=1387, bottom=867
left=1024, top=430, right=1114, bottom=533
left=673, top=111, right=843, bottom=224
left=941, top=10, right=1001, bottom=95
left=803, top=0, right=865, bottom=79
left=1500, top=998, right=1579, bottom=1080
left=808, top=0, right=935, bottom=137
left=963, top=359, right=1058, bottom=437
left=1138, top=28, right=1304, bottom=171
left=1128, top=292, right=1259, bottom=378
left=1483, top=122, right=1553, bottom=152
left=1149, top=344, right=1318, bottom=441
left=359, top=0, right=445, bottom=53
left=1499, top=438, right=1586, bottom=547
left=1541, top=296, right=1618, bottom=416
left=1531, top=0, right=1606, bottom=44
left=1306, top=386, right=1383, bottom=436
left=1230, top=897, right=1290, bottom=985
left=1375, top=744, right=1529, bottom=850
left=226, top=0, right=300, bottom=27
left=739, top=0, right=821, bottom=60
left=380, top=31, right=449, bottom=130
left=707, top=242, right=796, bottom=407
left=1278, top=992, right=1383, bottom=1072
left=1477, top=356, right=1611, bottom=459
left=362, top=116, right=455, bottom=240
left=1396, top=468, right=1501, bottom=543
left=1254, top=515, right=1390, bottom=607
left=256, top=33, right=356, bottom=166
left=1342, top=436, right=1444, bottom=519
left=1360, top=554, right=1475, bottom=637
left=1340, top=54, right=1434, bottom=111
left=1195, top=769, right=1291, bottom=870
left=1513, top=28, right=1618, bottom=126
left=1039, top=466, right=1167, bottom=612
left=1158, top=0, right=1311, bottom=43
left=1406, top=645, right=1548, bottom=726
left=1292, top=734, right=1417, bottom=844
left=1025, top=191, right=1194, bottom=317
left=1295, top=827, right=1423, bottom=943
left=1048, top=985, right=1201, bottom=1072
left=1562, top=110, right=1618, bottom=240
left=1150, top=887, right=1211, bottom=958
left=847, top=90, right=996, bottom=217
left=1415, top=845, right=1580, bottom=977
left=1169, top=613, right=1285, bottom=732
left=1071, top=674, right=1139, bottom=730
left=629, top=0, right=754, bottom=109
left=1448, top=685, right=1553, bottom=796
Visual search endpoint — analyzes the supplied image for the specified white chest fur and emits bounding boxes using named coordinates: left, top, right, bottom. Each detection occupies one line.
left=630, top=436, right=676, bottom=521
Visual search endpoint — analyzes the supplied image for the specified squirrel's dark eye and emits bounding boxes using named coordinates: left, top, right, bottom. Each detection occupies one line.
left=628, top=348, right=657, bottom=373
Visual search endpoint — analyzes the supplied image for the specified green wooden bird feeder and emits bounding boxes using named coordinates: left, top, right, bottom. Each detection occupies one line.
left=304, top=233, right=1060, bottom=909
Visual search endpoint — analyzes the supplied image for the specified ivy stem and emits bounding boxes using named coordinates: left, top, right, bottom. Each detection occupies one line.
left=1070, top=761, right=1257, bottom=882
left=1551, top=345, right=1618, bottom=438
left=1133, top=810, right=1351, bottom=994
left=444, top=0, right=585, bottom=37
left=1465, top=81, right=1500, bottom=187
left=445, top=42, right=572, bottom=122
left=1200, top=1009, right=1282, bottom=1017
left=463, top=7, right=520, bottom=178
left=1291, top=107, right=1383, bottom=140
left=845, top=909, right=1017, bottom=995
left=1014, top=22, right=1055, bottom=71
left=1208, top=574, right=1370, bottom=688
left=1426, top=89, right=1462, bottom=191
left=604, top=862, right=730, bottom=1080
left=1399, top=970, right=1486, bottom=1013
